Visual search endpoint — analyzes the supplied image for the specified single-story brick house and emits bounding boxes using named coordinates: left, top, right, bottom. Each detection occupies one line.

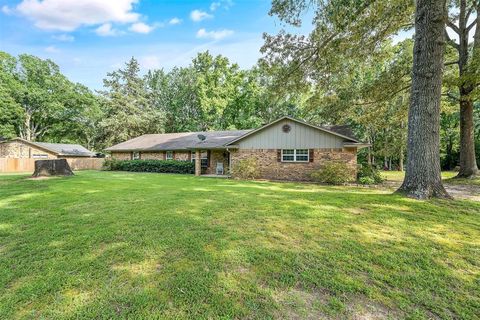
left=105, top=116, right=369, bottom=181
left=0, top=138, right=96, bottom=159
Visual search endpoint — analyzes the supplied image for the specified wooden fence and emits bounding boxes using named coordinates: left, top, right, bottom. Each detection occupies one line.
left=0, top=158, right=105, bottom=173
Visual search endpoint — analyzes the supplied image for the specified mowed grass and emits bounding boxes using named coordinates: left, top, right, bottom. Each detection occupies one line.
left=381, top=171, right=458, bottom=182
left=0, top=171, right=479, bottom=319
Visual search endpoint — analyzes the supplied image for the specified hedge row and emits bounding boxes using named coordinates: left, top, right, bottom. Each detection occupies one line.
left=103, top=159, right=195, bottom=174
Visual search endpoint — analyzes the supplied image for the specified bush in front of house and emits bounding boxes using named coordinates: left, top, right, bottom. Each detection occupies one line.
left=231, top=158, right=260, bottom=180
left=103, top=159, right=195, bottom=174
left=357, top=164, right=384, bottom=185
left=310, top=161, right=354, bottom=185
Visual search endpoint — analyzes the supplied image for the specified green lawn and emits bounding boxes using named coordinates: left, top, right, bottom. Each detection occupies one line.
left=0, top=171, right=479, bottom=319
left=381, top=171, right=458, bottom=182
left=380, top=170, right=480, bottom=187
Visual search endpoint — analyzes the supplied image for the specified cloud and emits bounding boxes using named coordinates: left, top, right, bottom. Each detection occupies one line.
left=1, top=5, right=12, bottom=15
left=168, top=17, right=182, bottom=25
left=45, top=45, right=59, bottom=53
left=129, top=22, right=155, bottom=34
left=52, top=34, right=75, bottom=42
left=190, top=10, right=213, bottom=22
left=196, top=28, right=233, bottom=40
left=210, top=2, right=220, bottom=11
left=15, top=0, right=140, bottom=31
left=210, top=0, right=233, bottom=11
left=95, top=23, right=119, bottom=36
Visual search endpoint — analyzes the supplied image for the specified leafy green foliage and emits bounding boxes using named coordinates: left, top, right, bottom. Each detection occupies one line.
left=310, top=161, right=354, bottom=185
left=357, top=165, right=384, bottom=184
left=104, top=159, right=194, bottom=174
left=99, top=58, right=164, bottom=147
left=231, top=158, right=260, bottom=180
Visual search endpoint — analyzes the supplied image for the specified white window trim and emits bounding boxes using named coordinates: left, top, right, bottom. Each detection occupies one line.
left=281, top=149, right=309, bottom=163
left=166, top=151, right=174, bottom=160
left=191, top=151, right=208, bottom=162
left=32, top=154, right=48, bottom=159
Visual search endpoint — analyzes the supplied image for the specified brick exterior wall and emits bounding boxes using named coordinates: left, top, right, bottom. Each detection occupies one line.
left=111, top=152, right=132, bottom=160
left=141, top=152, right=165, bottom=160
left=0, top=141, right=57, bottom=159
left=204, top=150, right=229, bottom=174
left=230, top=148, right=357, bottom=181
left=111, top=151, right=192, bottom=161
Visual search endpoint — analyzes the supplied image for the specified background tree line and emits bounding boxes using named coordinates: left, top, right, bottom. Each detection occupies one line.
left=1, top=0, right=479, bottom=178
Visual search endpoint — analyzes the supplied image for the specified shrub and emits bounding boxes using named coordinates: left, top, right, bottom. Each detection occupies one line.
left=310, top=161, right=354, bottom=185
left=102, top=158, right=119, bottom=171
left=231, top=158, right=259, bottom=180
left=357, top=165, right=384, bottom=184
left=103, top=159, right=194, bottom=174
left=358, top=176, right=375, bottom=185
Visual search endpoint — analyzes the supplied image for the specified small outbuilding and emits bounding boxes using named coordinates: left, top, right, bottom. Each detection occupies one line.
left=0, top=138, right=95, bottom=160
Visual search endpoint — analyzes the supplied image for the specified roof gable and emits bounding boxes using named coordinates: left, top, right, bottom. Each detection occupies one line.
left=226, top=116, right=359, bottom=146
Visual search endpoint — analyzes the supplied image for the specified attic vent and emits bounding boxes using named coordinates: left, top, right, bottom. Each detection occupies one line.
left=282, top=124, right=291, bottom=133
left=197, top=134, right=206, bottom=141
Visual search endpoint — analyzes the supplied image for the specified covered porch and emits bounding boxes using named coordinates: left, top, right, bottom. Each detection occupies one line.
left=192, top=148, right=232, bottom=176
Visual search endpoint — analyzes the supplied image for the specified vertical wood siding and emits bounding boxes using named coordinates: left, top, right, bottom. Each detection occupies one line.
left=237, top=119, right=345, bottom=149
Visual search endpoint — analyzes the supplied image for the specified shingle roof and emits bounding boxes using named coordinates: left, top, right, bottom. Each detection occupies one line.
left=105, top=130, right=252, bottom=152
left=1, top=138, right=95, bottom=157
left=33, top=142, right=95, bottom=157
left=323, top=125, right=359, bottom=142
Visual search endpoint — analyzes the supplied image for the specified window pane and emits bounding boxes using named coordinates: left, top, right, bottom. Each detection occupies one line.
left=295, top=149, right=308, bottom=161
left=166, top=151, right=173, bottom=160
left=296, top=155, right=308, bottom=161
left=282, top=149, right=294, bottom=161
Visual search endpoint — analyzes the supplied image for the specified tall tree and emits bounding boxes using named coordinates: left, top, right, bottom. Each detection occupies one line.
left=397, top=0, right=450, bottom=198
left=444, top=0, right=479, bottom=177
left=0, top=52, right=95, bottom=142
left=99, top=57, right=164, bottom=146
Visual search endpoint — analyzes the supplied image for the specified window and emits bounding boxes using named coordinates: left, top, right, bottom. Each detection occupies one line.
left=32, top=154, right=48, bottom=159
left=191, top=151, right=208, bottom=167
left=281, top=149, right=309, bottom=162
left=132, top=152, right=140, bottom=160
left=166, top=151, right=173, bottom=160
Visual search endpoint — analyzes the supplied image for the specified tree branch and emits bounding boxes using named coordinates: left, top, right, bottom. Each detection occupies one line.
left=442, top=92, right=460, bottom=101
left=467, top=19, right=477, bottom=33
left=355, top=84, right=411, bottom=106
left=444, top=30, right=460, bottom=50
left=465, top=6, right=474, bottom=22
left=446, top=20, right=460, bottom=34
left=444, top=60, right=459, bottom=66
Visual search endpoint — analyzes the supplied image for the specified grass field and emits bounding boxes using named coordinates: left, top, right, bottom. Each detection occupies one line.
left=0, top=171, right=479, bottom=319
left=381, top=170, right=480, bottom=186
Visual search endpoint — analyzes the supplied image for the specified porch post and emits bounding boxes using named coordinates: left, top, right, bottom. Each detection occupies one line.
left=195, top=149, right=201, bottom=176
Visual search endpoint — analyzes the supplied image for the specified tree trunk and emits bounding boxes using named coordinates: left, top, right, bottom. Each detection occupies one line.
left=397, top=0, right=450, bottom=199
left=24, top=112, right=32, bottom=141
left=457, top=98, right=478, bottom=177
left=399, top=145, right=404, bottom=171
left=32, top=159, right=74, bottom=177
left=454, top=1, right=479, bottom=177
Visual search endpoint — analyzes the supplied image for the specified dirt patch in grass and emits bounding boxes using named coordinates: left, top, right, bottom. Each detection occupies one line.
left=273, top=287, right=401, bottom=320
